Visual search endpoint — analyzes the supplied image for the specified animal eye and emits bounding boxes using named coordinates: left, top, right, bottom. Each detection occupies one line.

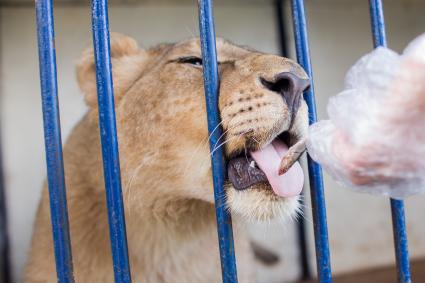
left=178, top=56, right=203, bottom=66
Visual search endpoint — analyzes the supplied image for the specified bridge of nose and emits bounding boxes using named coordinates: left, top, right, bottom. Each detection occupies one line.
left=217, top=53, right=309, bottom=116
left=238, top=54, right=309, bottom=115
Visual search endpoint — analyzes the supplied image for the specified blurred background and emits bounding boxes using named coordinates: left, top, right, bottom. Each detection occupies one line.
left=1, top=0, right=425, bottom=282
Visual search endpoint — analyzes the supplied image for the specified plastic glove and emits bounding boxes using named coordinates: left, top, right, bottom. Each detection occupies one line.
left=306, top=33, right=425, bottom=199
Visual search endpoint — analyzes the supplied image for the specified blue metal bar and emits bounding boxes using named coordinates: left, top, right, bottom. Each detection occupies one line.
left=35, top=0, right=74, bottom=281
left=290, top=1, right=332, bottom=282
left=390, top=201, right=411, bottom=283
left=91, top=0, right=131, bottom=282
left=275, top=1, right=311, bottom=280
left=197, top=1, right=238, bottom=282
left=369, top=1, right=411, bottom=282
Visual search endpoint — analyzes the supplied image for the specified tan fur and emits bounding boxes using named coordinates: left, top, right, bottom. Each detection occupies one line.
left=24, top=34, right=308, bottom=282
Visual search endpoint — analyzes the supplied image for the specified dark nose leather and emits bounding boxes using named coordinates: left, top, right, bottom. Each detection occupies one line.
left=261, top=72, right=310, bottom=118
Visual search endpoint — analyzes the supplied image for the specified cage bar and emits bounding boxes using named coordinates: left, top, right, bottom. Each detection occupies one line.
left=290, top=0, right=332, bottom=282
left=90, top=0, right=132, bottom=282
left=35, top=0, right=74, bottom=281
left=368, top=1, right=411, bottom=282
left=197, top=1, right=238, bottom=282
left=275, top=0, right=311, bottom=280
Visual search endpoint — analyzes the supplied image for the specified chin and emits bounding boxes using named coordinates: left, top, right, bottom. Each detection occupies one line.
left=225, top=182, right=301, bottom=222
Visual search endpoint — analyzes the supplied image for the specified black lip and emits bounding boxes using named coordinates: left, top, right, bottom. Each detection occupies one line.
left=227, top=155, right=268, bottom=190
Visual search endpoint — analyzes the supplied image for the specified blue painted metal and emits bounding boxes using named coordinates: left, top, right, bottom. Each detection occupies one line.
left=369, top=1, right=411, bottom=282
left=390, top=201, right=411, bottom=283
left=35, top=0, right=74, bottom=281
left=91, top=0, right=132, bottom=281
left=369, top=0, right=387, bottom=47
left=275, top=1, right=311, bottom=280
left=290, top=1, right=332, bottom=282
left=197, top=1, right=238, bottom=282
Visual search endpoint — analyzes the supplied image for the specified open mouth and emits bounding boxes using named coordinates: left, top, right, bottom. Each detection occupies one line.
left=227, top=133, right=305, bottom=198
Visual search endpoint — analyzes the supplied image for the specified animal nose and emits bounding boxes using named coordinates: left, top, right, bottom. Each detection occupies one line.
left=260, top=72, right=310, bottom=116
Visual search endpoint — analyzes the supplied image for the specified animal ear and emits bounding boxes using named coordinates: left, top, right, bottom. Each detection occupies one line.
left=76, top=33, right=147, bottom=108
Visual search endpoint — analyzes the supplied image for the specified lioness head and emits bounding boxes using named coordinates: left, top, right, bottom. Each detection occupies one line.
left=77, top=33, right=309, bottom=222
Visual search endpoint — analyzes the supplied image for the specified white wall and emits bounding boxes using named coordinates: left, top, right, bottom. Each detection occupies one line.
left=1, top=0, right=425, bottom=282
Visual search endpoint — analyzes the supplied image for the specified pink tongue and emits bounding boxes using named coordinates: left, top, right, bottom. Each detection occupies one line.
left=250, top=140, right=304, bottom=197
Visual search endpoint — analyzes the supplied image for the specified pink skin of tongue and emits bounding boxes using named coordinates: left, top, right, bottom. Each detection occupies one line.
left=250, top=139, right=304, bottom=197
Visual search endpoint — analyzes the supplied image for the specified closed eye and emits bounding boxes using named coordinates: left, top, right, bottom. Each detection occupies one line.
left=177, top=56, right=203, bottom=66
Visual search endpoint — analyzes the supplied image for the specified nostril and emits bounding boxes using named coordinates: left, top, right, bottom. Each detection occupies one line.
left=260, top=72, right=310, bottom=116
left=277, top=78, right=291, bottom=93
left=261, top=72, right=310, bottom=95
left=260, top=76, right=292, bottom=94
left=280, top=72, right=310, bottom=94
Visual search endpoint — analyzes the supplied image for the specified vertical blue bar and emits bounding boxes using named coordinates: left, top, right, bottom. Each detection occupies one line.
left=197, top=1, right=238, bottom=282
left=275, top=1, right=311, bottom=279
left=369, top=1, right=411, bottom=282
left=91, top=0, right=132, bottom=282
left=290, top=1, right=332, bottom=282
left=35, top=0, right=74, bottom=282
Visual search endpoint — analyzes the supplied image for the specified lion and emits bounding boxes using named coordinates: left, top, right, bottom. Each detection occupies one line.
left=24, top=33, right=309, bottom=282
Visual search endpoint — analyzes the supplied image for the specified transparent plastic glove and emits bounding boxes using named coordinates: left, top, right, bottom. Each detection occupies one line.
left=306, top=33, right=425, bottom=199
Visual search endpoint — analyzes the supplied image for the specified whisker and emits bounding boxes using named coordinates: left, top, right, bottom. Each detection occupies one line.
left=124, top=160, right=149, bottom=214
left=182, top=118, right=231, bottom=177
left=211, top=122, right=244, bottom=151
left=209, top=134, right=243, bottom=157
left=212, top=127, right=236, bottom=150
left=244, top=144, right=250, bottom=164
left=197, top=134, right=244, bottom=171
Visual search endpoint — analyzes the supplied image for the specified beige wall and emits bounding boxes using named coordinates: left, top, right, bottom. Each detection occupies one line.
left=1, top=0, right=425, bottom=282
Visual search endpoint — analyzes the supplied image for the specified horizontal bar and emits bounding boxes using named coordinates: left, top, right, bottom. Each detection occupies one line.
left=290, top=0, right=332, bottom=282
left=90, top=0, right=132, bottom=282
left=368, top=1, right=411, bottom=282
left=197, top=1, right=238, bottom=282
left=35, top=0, right=74, bottom=281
